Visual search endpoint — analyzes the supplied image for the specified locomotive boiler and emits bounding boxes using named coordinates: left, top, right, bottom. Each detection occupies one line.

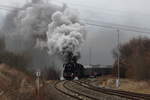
left=63, top=56, right=84, bottom=80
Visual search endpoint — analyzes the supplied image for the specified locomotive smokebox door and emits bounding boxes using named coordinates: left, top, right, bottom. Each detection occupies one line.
left=63, top=62, right=75, bottom=80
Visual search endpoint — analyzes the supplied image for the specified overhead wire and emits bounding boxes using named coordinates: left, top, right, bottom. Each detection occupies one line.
left=81, top=21, right=150, bottom=34
left=52, top=0, right=150, bottom=34
left=81, top=18, right=150, bottom=33
left=53, top=0, right=150, bottom=17
left=0, top=4, right=150, bottom=34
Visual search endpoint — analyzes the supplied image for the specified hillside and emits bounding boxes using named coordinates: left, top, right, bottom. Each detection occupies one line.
left=0, top=64, right=35, bottom=100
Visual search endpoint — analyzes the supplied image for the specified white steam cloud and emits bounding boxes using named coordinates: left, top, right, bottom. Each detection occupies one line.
left=1, top=0, right=86, bottom=68
left=47, top=8, right=86, bottom=61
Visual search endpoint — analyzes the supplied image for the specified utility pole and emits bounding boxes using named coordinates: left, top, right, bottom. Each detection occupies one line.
left=89, top=47, right=92, bottom=65
left=116, top=29, right=120, bottom=88
left=89, top=47, right=94, bottom=76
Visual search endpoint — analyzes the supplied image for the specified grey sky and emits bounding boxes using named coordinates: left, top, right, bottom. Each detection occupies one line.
left=0, top=0, right=150, bottom=65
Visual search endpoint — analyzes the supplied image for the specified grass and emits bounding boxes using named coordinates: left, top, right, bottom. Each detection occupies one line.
left=0, top=64, right=60, bottom=100
left=0, top=64, right=36, bottom=100
left=97, top=76, right=150, bottom=94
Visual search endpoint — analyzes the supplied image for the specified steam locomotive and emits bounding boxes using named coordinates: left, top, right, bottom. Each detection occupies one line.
left=63, top=61, right=84, bottom=80
left=63, top=62, right=113, bottom=80
left=63, top=52, right=112, bottom=80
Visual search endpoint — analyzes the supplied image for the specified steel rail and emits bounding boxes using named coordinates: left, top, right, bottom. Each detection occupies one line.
left=64, top=81, right=99, bottom=100
left=54, top=81, right=82, bottom=100
left=74, top=80, right=150, bottom=100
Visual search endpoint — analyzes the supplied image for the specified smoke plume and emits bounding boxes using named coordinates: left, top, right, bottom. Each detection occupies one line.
left=47, top=8, right=86, bottom=62
left=0, top=0, right=86, bottom=69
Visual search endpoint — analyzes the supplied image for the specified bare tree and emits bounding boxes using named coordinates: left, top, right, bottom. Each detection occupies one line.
left=112, top=37, right=150, bottom=80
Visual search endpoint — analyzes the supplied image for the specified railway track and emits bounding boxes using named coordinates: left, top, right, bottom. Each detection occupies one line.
left=54, top=80, right=127, bottom=100
left=75, top=80, right=150, bottom=100
left=55, top=80, right=108, bottom=100
left=55, top=79, right=150, bottom=100
left=54, top=80, right=92, bottom=100
left=54, top=81, right=82, bottom=100
left=67, top=81, right=127, bottom=100
left=64, top=81, right=101, bottom=100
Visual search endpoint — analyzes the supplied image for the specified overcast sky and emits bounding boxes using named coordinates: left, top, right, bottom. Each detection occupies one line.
left=0, top=0, right=150, bottom=65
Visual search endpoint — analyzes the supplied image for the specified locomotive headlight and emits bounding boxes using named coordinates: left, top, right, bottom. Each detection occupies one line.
left=71, top=73, right=74, bottom=76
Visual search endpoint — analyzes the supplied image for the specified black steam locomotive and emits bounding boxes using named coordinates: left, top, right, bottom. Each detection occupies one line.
left=63, top=61, right=84, bottom=80
left=63, top=52, right=112, bottom=80
left=63, top=62, right=113, bottom=80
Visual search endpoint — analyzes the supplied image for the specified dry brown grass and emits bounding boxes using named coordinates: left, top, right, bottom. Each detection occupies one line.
left=118, top=79, right=150, bottom=94
left=0, top=64, right=36, bottom=100
left=0, top=64, right=59, bottom=100
left=97, top=76, right=150, bottom=94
